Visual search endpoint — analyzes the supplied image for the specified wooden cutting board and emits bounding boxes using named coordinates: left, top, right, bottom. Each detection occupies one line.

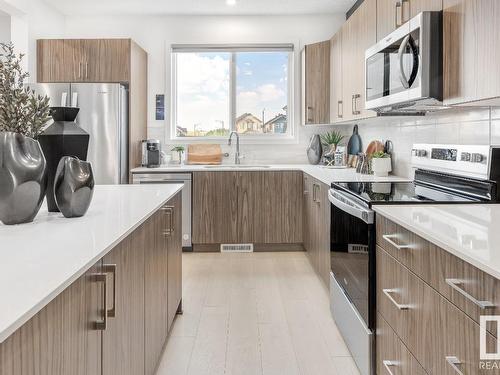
left=186, top=144, right=223, bottom=165
left=365, top=140, right=385, bottom=158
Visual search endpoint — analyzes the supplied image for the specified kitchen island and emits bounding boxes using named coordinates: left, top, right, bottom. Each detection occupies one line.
left=0, top=184, right=183, bottom=375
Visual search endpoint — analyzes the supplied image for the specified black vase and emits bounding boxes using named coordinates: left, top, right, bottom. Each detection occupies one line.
left=38, top=107, right=89, bottom=212
left=0, top=132, right=47, bottom=225
left=54, top=156, right=94, bottom=218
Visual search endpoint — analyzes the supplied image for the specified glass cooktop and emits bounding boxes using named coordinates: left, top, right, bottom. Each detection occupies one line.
left=331, top=181, right=480, bottom=205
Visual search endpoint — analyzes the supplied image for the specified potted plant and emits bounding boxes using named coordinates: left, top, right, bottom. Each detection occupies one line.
left=0, top=42, right=52, bottom=225
left=371, top=151, right=392, bottom=177
left=320, top=130, right=345, bottom=157
left=171, top=145, right=185, bottom=164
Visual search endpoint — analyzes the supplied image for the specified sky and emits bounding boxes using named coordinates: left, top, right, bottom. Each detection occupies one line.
left=176, top=51, right=288, bottom=133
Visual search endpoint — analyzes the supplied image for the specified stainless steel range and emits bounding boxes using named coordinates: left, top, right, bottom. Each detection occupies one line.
left=328, top=144, right=500, bottom=375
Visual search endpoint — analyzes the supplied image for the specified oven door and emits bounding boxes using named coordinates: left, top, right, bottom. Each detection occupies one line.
left=365, top=15, right=422, bottom=110
left=328, top=188, right=375, bottom=329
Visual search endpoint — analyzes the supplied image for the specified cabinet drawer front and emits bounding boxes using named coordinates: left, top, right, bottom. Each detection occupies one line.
left=376, top=216, right=435, bottom=280
left=377, top=216, right=500, bottom=336
left=377, top=247, right=498, bottom=374
left=376, top=312, right=427, bottom=375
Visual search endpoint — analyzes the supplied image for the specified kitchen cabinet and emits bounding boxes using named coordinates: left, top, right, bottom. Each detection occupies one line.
left=341, top=0, right=377, bottom=121
left=376, top=0, right=442, bottom=40
left=0, top=193, right=183, bottom=375
left=167, top=193, right=183, bottom=331
left=37, top=39, right=132, bottom=83
left=303, top=173, right=331, bottom=288
left=0, top=263, right=102, bottom=375
left=302, top=40, right=331, bottom=125
left=144, top=194, right=183, bottom=375
left=376, top=216, right=498, bottom=374
left=330, top=31, right=343, bottom=122
left=102, top=219, right=145, bottom=375
left=444, top=0, right=500, bottom=106
left=192, top=171, right=303, bottom=247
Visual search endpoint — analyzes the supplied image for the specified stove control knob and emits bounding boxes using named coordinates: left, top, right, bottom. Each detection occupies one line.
left=413, top=149, right=427, bottom=157
left=471, top=153, right=484, bottom=163
left=461, top=152, right=471, bottom=162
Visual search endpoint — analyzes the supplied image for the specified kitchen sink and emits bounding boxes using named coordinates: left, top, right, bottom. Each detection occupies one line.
left=202, top=165, right=271, bottom=169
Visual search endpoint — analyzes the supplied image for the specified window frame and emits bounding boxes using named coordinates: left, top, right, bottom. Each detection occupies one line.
left=170, top=44, right=295, bottom=143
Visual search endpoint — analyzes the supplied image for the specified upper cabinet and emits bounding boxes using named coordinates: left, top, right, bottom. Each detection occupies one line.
left=37, top=39, right=132, bottom=83
left=341, top=0, right=377, bottom=121
left=302, top=41, right=331, bottom=125
left=377, top=0, right=443, bottom=40
left=443, top=0, right=500, bottom=106
left=330, top=31, right=343, bottom=122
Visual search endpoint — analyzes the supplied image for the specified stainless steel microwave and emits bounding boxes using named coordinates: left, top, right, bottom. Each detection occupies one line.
left=364, top=11, right=443, bottom=114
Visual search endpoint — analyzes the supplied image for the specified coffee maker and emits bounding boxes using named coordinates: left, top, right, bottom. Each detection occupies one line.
left=141, top=139, right=162, bottom=168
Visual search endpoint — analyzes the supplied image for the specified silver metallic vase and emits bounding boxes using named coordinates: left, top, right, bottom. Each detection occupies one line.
left=306, top=134, right=323, bottom=165
left=0, top=132, right=48, bottom=225
left=54, top=156, right=94, bottom=218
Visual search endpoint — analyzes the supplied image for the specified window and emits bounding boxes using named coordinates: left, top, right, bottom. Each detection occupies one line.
left=172, top=45, right=293, bottom=139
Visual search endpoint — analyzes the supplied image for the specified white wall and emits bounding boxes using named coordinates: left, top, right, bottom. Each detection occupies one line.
left=0, top=0, right=64, bottom=76
left=0, top=10, right=11, bottom=44
left=64, top=14, right=345, bottom=163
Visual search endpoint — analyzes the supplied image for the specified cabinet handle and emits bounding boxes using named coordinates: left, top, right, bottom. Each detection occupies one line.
left=92, top=273, right=107, bottom=330
left=312, top=183, right=317, bottom=202
left=382, top=234, right=412, bottom=250
left=382, top=288, right=410, bottom=310
left=401, top=0, right=409, bottom=24
left=337, top=100, right=343, bottom=119
left=307, top=106, right=314, bottom=122
left=383, top=360, right=396, bottom=375
left=352, top=94, right=361, bottom=115
left=85, top=62, right=88, bottom=79
left=315, top=184, right=321, bottom=204
left=78, top=62, right=82, bottom=79
left=445, top=356, right=464, bottom=375
left=395, top=1, right=402, bottom=28
left=102, top=264, right=117, bottom=318
left=445, top=278, right=495, bottom=309
left=162, top=206, right=174, bottom=236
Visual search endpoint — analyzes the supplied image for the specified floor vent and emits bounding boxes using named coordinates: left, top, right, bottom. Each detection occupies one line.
left=348, top=244, right=369, bottom=254
left=221, top=244, right=254, bottom=253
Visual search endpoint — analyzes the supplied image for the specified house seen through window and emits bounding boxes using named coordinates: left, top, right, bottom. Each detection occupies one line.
left=172, top=45, right=292, bottom=139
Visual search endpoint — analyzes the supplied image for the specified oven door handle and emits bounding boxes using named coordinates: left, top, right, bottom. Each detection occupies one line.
left=328, top=189, right=374, bottom=224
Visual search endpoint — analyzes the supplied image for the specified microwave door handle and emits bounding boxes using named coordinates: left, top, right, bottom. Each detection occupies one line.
left=398, top=35, right=411, bottom=89
left=328, top=190, right=374, bottom=224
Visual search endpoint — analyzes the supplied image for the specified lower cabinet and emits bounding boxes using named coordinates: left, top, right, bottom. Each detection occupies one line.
left=303, top=173, right=331, bottom=287
left=0, top=192, right=182, bottom=375
left=192, top=171, right=303, bottom=247
left=0, top=263, right=102, bottom=375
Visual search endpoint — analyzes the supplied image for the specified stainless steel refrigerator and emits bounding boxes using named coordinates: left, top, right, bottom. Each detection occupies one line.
left=28, top=83, right=129, bottom=184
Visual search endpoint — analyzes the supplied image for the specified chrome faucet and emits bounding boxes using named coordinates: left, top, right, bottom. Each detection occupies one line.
left=228, top=131, right=242, bottom=164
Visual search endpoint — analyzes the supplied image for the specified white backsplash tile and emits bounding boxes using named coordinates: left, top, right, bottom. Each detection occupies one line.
left=148, top=107, right=500, bottom=178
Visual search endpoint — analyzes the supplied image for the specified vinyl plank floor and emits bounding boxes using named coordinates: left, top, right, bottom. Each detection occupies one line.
left=159, top=252, right=360, bottom=375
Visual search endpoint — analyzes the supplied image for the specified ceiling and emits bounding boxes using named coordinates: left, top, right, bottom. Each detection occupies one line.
left=45, top=0, right=355, bottom=16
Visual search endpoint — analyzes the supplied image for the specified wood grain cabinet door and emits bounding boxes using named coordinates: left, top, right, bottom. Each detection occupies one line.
left=0, top=262, right=102, bottom=375
left=317, top=181, right=331, bottom=287
left=102, top=221, right=145, bottom=375
left=330, top=32, right=343, bottom=122
left=97, top=39, right=131, bottom=82
left=304, top=41, right=331, bottom=125
left=377, top=0, right=401, bottom=39
left=37, top=39, right=71, bottom=82
left=192, top=172, right=238, bottom=244
left=444, top=0, right=500, bottom=105
left=144, top=210, right=169, bottom=375
left=167, top=192, right=183, bottom=330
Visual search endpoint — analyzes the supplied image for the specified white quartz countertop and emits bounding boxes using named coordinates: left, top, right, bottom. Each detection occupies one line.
left=374, top=204, right=500, bottom=280
left=131, top=164, right=409, bottom=185
left=0, top=184, right=183, bottom=344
